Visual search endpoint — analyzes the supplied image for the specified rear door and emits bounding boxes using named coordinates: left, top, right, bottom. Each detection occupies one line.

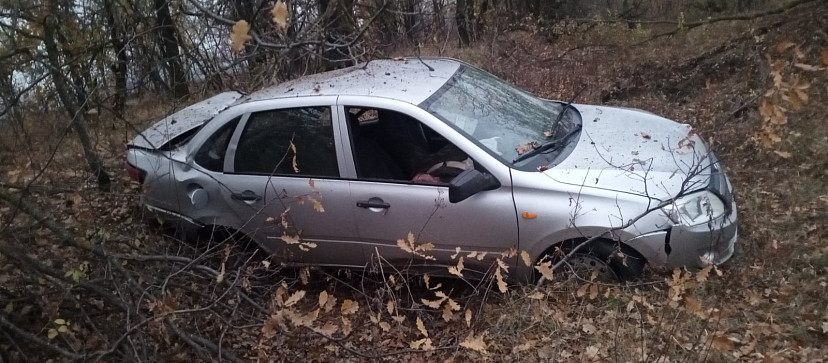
left=191, top=97, right=364, bottom=267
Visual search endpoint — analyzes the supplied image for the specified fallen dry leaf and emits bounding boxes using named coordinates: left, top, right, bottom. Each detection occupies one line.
left=588, top=283, right=599, bottom=300
left=341, top=299, right=359, bottom=315
left=495, top=268, right=508, bottom=293
left=711, top=335, right=735, bottom=352
left=416, top=317, right=428, bottom=337
left=516, top=141, right=539, bottom=155
left=773, top=150, right=792, bottom=159
left=459, top=331, right=487, bottom=353
left=284, top=290, right=305, bottom=307
left=775, top=41, right=795, bottom=52
left=535, top=261, right=554, bottom=281
left=448, top=257, right=464, bottom=277
left=318, top=291, right=328, bottom=308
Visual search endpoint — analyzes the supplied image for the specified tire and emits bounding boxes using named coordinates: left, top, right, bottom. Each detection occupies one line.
left=546, top=239, right=645, bottom=280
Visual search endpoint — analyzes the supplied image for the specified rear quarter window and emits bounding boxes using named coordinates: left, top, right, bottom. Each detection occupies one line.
left=193, top=116, right=241, bottom=172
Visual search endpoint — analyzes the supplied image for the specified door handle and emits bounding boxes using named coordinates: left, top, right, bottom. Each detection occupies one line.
left=231, top=190, right=261, bottom=202
left=357, top=200, right=390, bottom=209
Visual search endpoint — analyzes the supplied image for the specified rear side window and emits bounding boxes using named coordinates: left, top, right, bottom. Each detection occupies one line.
left=194, top=116, right=240, bottom=172
left=234, top=107, right=338, bottom=177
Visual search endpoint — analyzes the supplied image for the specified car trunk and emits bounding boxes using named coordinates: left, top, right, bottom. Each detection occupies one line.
left=128, top=91, right=242, bottom=150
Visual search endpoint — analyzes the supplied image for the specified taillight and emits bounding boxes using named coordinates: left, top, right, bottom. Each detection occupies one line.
left=125, top=161, right=147, bottom=184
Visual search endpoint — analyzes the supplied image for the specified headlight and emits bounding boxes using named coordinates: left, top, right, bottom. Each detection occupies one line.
left=662, top=190, right=726, bottom=226
left=707, top=153, right=733, bottom=206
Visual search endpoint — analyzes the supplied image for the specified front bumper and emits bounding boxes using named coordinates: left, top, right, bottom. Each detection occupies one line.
left=666, top=201, right=738, bottom=268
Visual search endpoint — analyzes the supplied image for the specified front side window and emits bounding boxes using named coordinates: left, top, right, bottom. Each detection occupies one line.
left=194, top=116, right=241, bottom=172
left=234, top=107, right=338, bottom=177
left=346, top=107, right=471, bottom=184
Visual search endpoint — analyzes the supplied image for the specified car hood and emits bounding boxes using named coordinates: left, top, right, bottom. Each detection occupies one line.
left=129, top=91, right=242, bottom=150
left=542, top=105, right=712, bottom=200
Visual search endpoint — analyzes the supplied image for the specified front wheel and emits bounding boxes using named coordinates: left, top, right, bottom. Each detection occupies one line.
left=545, top=239, right=645, bottom=281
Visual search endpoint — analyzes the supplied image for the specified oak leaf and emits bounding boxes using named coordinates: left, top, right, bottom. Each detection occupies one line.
left=318, top=291, right=328, bottom=308
left=528, top=291, right=545, bottom=300
left=442, top=304, right=454, bottom=322
left=421, top=297, right=444, bottom=309
left=588, top=283, right=599, bottom=300
left=695, top=265, right=713, bottom=283
left=459, top=331, right=487, bottom=353
left=282, top=233, right=300, bottom=245
left=775, top=41, right=795, bottom=52
left=230, top=20, right=252, bottom=53
left=685, top=296, right=703, bottom=315
left=341, top=299, right=359, bottom=315
left=585, top=345, right=599, bottom=359
left=271, top=0, right=288, bottom=31
left=516, top=141, right=538, bottom=155
left=576, top=283, right=589, bottom=297
left=289, top=141, right=299, bottom=173
left=308, top=195, right=325, bottom=213
left=286, top=308, right=318, bottom=327
left=521, top=250, right=532, bottom=267
left=316, top=322, right=338, bottom=335
left=284, top=290, right=305, bottom=307
left=495, top=268, right=508, bottom=293
left=535, top=261, right=554, bottom=281
left=711, top=335, right=735, bottom=352
left=448, top=257, right=464, bottom=277
left=416, top=317, right=428, bottom=337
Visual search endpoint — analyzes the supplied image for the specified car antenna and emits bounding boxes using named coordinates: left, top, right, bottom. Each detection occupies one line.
left=554, top=85, right=587, bottom=126
left=413, top=49, right=434, bottom=71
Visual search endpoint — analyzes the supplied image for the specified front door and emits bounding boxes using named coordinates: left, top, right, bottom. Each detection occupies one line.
left=340, top=104, right=519, bottom=276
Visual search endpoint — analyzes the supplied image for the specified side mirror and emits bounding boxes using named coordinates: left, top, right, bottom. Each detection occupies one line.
left=448, top=169, right=500, bottom=203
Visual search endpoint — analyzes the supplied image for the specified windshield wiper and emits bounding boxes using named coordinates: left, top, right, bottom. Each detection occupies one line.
left=512, top=124, right=582, bottom=164
left=553, top=86, right=585, bottom=127
left=512, top=87, right=585, bottom=164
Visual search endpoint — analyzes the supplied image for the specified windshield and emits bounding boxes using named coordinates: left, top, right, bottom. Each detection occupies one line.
left=421, top=65, right=570, bottom=167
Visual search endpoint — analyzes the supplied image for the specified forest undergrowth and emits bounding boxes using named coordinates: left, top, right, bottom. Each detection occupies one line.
left=1, top=1, right=827, bottom=361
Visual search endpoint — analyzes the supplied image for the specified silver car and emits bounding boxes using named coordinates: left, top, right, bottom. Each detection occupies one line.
left=126, top=57, right=737, bottom=281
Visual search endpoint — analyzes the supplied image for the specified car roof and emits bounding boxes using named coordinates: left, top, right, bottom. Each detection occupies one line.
left=236, top=58, right=462, bottom=106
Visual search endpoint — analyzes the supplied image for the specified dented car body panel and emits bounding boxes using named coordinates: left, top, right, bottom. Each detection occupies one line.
left=127, top=57, right=737, bottom=281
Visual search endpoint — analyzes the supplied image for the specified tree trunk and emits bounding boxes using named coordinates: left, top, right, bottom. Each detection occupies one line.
left=43, top=12, right=111, bottom=191
left=402, top=0, right=418, bottom=42
left=154, top=0, right=189, bottom=99
left=476, top=0, right=489, bottom=35
left=374, top=0, right=398, bottom=44
left=456, top=0, right=471, bottom=46
left=320, top=0, right=356, bottom=70
left=431, top=0, right=443, bottom=35
left=104, top=0, right=128, bottom=116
